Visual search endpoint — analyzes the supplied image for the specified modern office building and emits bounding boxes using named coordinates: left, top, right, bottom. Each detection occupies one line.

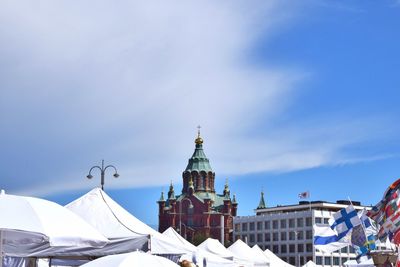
left=233, top=194, right=371, bottom=267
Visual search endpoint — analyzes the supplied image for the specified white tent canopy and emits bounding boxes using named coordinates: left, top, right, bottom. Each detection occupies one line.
left=198, top=238, right=234, bottom=260
left=80, top=251, right=180, bottom=267
left=252, top=245, right=270, bottom=266
left=0, top=192, right=108, bottom=262
left=228, top=240, right=266, bottom=267
left=163, top=227, right=197, bottom=251
left=0, top=192, right=113, bottom=267
left=343, top=259, right=375, bottom=267
left=163, top=227, right=236, bottom=267
left=302, top=260, right=317, bottom=267
left=66, top=188, right=191, bottom=255
left=264, top=249, right=295, bottom=267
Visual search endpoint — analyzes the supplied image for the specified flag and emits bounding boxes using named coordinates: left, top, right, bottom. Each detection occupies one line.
left=351, top=224, right=367, bottom=248
left=329, top=205, right=361, bottom=235
left=298, top=191, right=310, bottom=199
left=367, top=178, right=400, bottom=241
left=313, top=225, right=349, bottom=253
left=351, top=210, right=377, bottom=263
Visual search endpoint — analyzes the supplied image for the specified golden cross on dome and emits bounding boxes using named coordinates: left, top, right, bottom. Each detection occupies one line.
left=197, top=125, right=201, bottom=137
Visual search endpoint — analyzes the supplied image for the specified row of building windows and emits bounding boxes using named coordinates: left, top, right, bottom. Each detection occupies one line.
left=236, top=230, right=313, bottom=243
left=315, top=217, right=330, bottom=225
left=235, top=217, right=315, bottom=232
left=315, top=256, right=355, bottom=266
left=268, top=243, right=314, bottom=254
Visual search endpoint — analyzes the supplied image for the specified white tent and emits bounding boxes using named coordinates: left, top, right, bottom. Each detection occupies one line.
left=0, top=191, right=108, bottom=265
left=80, top=251, right=180, bottom=267
left=343, top=258, right=375, bottom=267
left=264, top=249, right=295, bottom=267
left=66, top=188, right=191, bottom=255
left=228, top=240, right=267, bottom=267
left=302, top=260, right=317, bottom=267
left=198, top=238, right=234, bottom=260
left=252, top=245, right=270, bottom=266
left=163, top=227, right=236, bottom=267
left=198, top=238, right=252, bottom=267
left=163, top=227, right=197, bottom=251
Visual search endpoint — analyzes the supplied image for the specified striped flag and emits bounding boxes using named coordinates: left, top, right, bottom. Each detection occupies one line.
left=298, top=191, right=310, bottom=199
left=367, top=178, right=400, bottom=241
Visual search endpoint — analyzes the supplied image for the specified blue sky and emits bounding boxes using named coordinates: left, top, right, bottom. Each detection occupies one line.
left=0, top=0, right=399, bottom=228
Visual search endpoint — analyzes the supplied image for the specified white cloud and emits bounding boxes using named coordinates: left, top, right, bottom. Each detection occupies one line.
left=0, top=0, right=395, bottom=197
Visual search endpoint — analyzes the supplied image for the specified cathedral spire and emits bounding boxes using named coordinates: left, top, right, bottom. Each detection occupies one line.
left=223, top=178, right=230, bottom=196
left=168, top=181, right=175, bottom=199
left=185, top=127, right=212, bottom=172
left=257, top=190, right=266, bottom=209
left=195, top=125, right=203, bottom=145
left=158, top=191, right=165, bottom=202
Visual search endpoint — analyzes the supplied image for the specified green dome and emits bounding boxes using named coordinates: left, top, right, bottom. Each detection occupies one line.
left=185, top=142, right=213, bottom=172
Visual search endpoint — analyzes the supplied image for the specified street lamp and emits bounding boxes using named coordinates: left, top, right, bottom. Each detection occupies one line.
left=179, top=198, right=194, bottom=238
left=86, top=159, right=119, bottom=191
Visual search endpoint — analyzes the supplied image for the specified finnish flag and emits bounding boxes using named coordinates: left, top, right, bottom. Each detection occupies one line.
left=314, top=225, right=349, bottom=253
left=329, top=205, right=361, bottom=235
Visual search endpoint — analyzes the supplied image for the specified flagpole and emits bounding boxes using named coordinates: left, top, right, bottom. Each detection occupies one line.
left=309, top=191, right=315, bottom=263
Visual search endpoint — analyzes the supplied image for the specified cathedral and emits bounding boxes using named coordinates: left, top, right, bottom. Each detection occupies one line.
left=157, top=130, right=238, bottom=244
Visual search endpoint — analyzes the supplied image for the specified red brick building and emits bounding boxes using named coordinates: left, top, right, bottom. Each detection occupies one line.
left=157, top=132, right=238, bottom=244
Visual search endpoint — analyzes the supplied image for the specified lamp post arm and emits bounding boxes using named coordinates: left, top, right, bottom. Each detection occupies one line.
left=88, top=166, right=102, bottom=176
left=104, top=164, right=118, bottom=173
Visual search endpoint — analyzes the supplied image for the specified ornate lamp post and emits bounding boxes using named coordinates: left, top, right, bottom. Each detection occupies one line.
left=86, top=159, right=119, bottom=191
left=179, top=198, right=194, bottom=238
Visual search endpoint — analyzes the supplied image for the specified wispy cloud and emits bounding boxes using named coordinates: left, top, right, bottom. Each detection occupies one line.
left=0, top=0, right=396, bottom=197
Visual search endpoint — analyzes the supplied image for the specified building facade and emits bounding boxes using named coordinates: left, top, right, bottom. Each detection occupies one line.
left=233, top=194, right=371, bottom=267
left=157, top=131, right=237, bottom=244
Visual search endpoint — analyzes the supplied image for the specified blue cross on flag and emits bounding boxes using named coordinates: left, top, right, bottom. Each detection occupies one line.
left=329, top=205, right=361, bottom=235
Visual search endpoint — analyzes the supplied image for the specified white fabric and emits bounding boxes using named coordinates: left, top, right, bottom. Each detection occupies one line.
left=0, top=192, right=108, bottom=259
left=198, top=238, right=234, bottom=260
left=66, top=188, right=191, bottom=255
left=252, top=245, right=270, bottom=266
left=264, top=249, right=295, bottom=267
left=302, top=260, right=317, bottom=267
left=163, top=227, right=197, bottom=251
left=329, top=205, right=361, bottom=235
left=80, top=251, right=180, bottom=267
left=313, top=225, right=349, bottom=253
left=228, top=240, right=266, bottom=267
left=163, top=227, right=236, bottom=267
left=343, top=258, right=374, bottom=267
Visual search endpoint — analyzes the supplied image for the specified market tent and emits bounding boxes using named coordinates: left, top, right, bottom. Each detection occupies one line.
left=302, top=260, right=317, bottom=267
left=343, top=259, right=375, bottom=267
left=198, top=238, right=252, bottom=267
left=228, top=240, right=267, bottom=267
left=80, top=251, right=180, bottom=267
left=163, top=227, right=236, bottom=267
left=264, top=249, right=295, bottom=267
left=66, top=188, right=191, bottom=255
left=197, top=238, right=234, bottom=260
left=162, top=227, right=196, bottom=251
left=252, top=245, right=270, bottom=266
left=0, top=191, right=108, bottom=266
